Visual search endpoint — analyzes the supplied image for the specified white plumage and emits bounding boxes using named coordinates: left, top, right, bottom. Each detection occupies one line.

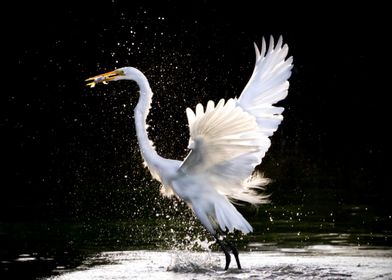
left=86, top=35, right=293, bottom=269
left=175, top=36, right=293, bottom=234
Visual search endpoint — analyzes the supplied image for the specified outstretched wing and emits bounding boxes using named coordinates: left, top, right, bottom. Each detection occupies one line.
left=180, top=36, right=293, bottom=204
left=238, top=35, right=293, bottom=137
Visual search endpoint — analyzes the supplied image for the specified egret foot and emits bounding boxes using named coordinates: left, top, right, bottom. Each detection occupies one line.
left=214, top=233, right=241, bottom=270
left=227, top=241, right=242, bottom=269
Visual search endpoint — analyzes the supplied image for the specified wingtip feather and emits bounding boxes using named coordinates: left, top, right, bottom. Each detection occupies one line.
left=268, top=35, right=274, bottom=53
left=260, top=37, right=266, bottom=57
left=253, top=42, right=261, bottom=61
left=186, top=108, right=196, bottom=126
left=276, top=35, right=283, bottom=49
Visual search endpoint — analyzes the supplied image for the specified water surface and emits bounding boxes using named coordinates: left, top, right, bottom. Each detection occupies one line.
left=2, top=203, right=391, bottom=279
left=43, top=247, right=392, bottom=279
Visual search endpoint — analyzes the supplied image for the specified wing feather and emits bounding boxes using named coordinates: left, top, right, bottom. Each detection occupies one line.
left=239, top=36, right=293, bottom=138
left=179, top=36, right=292, bottom=205
left=181, top=99, right=268, bottom=204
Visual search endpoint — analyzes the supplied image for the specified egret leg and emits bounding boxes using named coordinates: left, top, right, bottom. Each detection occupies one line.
left=225, top=238, right=242, bottom=269
left=213, top=234, right=231, bottom=270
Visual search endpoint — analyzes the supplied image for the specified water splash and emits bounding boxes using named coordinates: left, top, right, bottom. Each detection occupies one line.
left=167, top=250, right=220, bottom=273
left=40, top=248, right=392, bottom=280
left=166, top=228, right=219, bottom=273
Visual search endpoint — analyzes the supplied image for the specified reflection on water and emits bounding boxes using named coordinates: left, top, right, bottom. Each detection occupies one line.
left=44, top=248, right=392, bottom=280
left=1, top=203, right=391, bottom=279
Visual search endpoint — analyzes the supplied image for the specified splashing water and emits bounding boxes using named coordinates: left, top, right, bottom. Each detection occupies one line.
left=42, top=247, right=392, bottom=280
left=166, top=233, right=219, bottom=272
left=167, top=250, right=220, bottom=273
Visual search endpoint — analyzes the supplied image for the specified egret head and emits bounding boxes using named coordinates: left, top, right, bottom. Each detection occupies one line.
left=85, top=67, right=146, bottom=88
left=85, top=68, right=126, bottom=88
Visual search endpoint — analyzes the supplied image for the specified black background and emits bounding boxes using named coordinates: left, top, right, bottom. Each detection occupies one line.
left=3, top=1, right=389, bottom=224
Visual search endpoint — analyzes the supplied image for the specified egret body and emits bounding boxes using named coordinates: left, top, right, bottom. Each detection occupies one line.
left=86, top=36, right=293, bottom=269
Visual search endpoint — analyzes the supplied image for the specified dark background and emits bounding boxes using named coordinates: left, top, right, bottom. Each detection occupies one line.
left=1, top=0, right=390, bottom=278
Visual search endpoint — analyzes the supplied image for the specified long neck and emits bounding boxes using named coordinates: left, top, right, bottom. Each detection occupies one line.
left=133, top=73, right=163, bottom=177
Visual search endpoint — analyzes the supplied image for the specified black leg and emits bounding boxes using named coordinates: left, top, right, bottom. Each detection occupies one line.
left=225, top=238, right=242, bottom=269
left=214, top=234, right=231, bottom=270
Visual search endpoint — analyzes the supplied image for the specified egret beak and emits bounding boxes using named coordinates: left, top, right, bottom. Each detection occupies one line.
left=85, top=69, right=125, bottom=88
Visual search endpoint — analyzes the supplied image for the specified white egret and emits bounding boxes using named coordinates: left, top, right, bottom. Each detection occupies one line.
left=86, top=36, right=293, bottom=269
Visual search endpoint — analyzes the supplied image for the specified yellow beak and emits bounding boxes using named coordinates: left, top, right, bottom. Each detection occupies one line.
left=85, top=69, right=125, bottom=88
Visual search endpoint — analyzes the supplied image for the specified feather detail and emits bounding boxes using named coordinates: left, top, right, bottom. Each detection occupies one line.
left=174, top=37, right=292, bottom=233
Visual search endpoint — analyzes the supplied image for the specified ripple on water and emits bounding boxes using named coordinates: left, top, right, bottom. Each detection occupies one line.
left=43, top=247, right=392, bottom=280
